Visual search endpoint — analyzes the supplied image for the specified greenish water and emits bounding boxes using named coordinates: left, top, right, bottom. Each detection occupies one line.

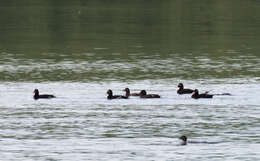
left=0, top=1, right=260, bottom=161
left=0, top=0, right=259, bottom=82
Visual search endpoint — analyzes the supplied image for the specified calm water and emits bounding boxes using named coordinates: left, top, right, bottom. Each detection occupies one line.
left=0, top=1, right=260, bottom=160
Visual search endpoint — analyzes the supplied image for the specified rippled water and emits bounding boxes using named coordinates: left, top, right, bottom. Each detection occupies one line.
left=1, top=81, right=260, bottom=160
left=1, top=0, right=260, bottom=160
left=1, top=51, right=260, bottom=82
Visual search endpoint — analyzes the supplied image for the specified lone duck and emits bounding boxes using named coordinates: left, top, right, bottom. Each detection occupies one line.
left=107, top=89, right=128, bottom=99
left=179, top=135, right=188, bottom=145
left=33, top=89, right=55, bottom=100
left=177, top=83, right=194, bottom=94
left=124, top=88, right=140, bottom=96
left=139, top=90, right=160, bottom=98
left=179, top=135, right=221, bottom=145
left=191, top=89, right=213, bottom=99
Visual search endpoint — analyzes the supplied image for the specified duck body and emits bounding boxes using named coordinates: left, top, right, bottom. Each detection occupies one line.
left=191, top=89, right=213, bottom=99
left=139, top=90, right=160, bottom=98
left=107, top=89, right=128, bottom=99
left=124, top=88, right=140, bottom=96
left=178, top=88, right=194, bottom=95
left=177, top=83, right=194, bottom=94
left=33, top=89, right=55, bottom=100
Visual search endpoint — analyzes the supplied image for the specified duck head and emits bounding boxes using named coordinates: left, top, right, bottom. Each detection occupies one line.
left=124, top=88, right=130, bottom=93
left=34, top=89, right=39, bottom=95
left=107, top=89, right=113, bottom=96
left=192, top=89, right=199, bottom=95
left=179, top=135, right=187, bottom=145
left=140, top=90, right=147, bottom=96
left=178, top=83, right=184, bottom=89
left=124, top=88, right=130, bottom=97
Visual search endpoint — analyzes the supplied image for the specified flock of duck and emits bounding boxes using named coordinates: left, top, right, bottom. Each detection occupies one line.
left=33, top=83, right=231, bottom=100
left=106, top=83, right=231, bottom=99
left=33, top=83, right=231, bottom=145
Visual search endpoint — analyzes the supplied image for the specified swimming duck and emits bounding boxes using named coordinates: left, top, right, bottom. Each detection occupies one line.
left=191, top=89, right=213, bottom=99
left=179, top=135, right=221, bottom=145
left=179, top=135, right=187, bottom=145
left=124, top=88, right=140, bottom=97
left=139, top=90, right=160, bottom=98
left=177, top=83, right=194, bottom=94
left=107, top=89, right=128, bottom=99
left=33, top=89, right=55, bottom=100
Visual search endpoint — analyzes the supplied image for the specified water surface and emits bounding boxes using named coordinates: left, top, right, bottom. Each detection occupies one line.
left=0, top=0, right=260, bottom=160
